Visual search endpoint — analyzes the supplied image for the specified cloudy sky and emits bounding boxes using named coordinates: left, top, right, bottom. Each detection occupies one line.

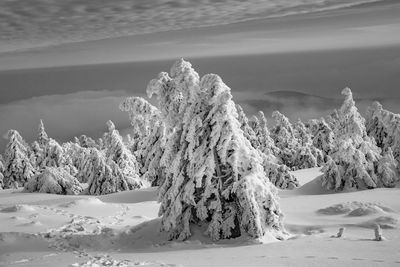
left=0, top=0, right=399, bottom=149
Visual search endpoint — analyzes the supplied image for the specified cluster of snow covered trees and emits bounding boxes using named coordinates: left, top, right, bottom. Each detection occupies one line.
left=320, top=88, right=399, bottom=190
left=0, top=119, right=148, bottom=194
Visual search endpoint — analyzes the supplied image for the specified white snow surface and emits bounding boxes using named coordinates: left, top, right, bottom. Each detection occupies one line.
left=0, top=168, right=399, bottom=266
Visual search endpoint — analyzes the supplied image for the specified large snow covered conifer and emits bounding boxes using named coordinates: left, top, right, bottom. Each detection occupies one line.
left=3, top=130, right=35, bottom=188
left=146, top=59, right=286, bottom=241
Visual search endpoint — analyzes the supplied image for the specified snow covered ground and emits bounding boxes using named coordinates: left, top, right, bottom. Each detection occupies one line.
left=0, top=167, right=399, bottom=266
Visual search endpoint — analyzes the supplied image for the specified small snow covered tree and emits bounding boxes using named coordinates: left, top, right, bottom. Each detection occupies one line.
left=76, top=134, right=97, bottom=149
left=103, top=120, right=145, bottom=189
left=247, top=111, right=298, bottom=189
left=236, top=104, right=259, bottom=149
left=38, top=119, right=49, bottom=147
left=63, top=142, right=87, bottom=182
left=0, top=155, right=4, bottom=189
left=377, top=148, right=399, bottom=187
left=321, top=88, right=396, bottom=191
left=147, top=59, right=286, bottom=241
left=31, top=120, right=50, bottom=169
left=85, top=148, right=141, bottom=195
left=366, top=101, right=400, bottom=166
left=252, top=111, right=279, bottom=156
left=327, top=109, right=339, bottom=129
left=271, top=111, right=298, bottom=168
left=307, top=118, right=334, bottom=157
left=31, top=141, right=43, bottom=169
left=24, top=167, right=83, bottom=195
left=120, top=97, right=166, bottom=186
left=3, top=130, right=35, bottom=188
left=41, top=139, right=66, bottom=169
left=293, top=119, right=324, bottom=169
left=262, top=161, right=299, bottom=189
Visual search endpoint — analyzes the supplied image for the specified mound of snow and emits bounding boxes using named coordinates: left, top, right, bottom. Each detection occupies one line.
left=58, top=197, right=104, bottom=208
left=19, top=220, right=43, bottom=227
left=358, top=216, right=399, bottom=229
left=317, top=202, right=394, bottom=216
left=0, top=204, right=36, bottom=213
left=24, top=167, right=83, bottom=195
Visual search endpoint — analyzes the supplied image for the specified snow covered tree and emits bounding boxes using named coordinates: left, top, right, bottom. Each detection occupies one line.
left=253, top=111, right=279, bottom=157
left=377, top=147, right=399, bottom=187
left=307, top=118, right=334, bottom=157
left=41, top=139, right=65, bottom=169
left=321, top=88, right=397, bottom=191
left=0, top=155, right=4, bottom=189
left=63, top=142, right=88, bottom=182
left=24, top=167, right=83, bottom=195
left=120, top=97, right=166, bottom=186
left=3, top=130, right=36, bottom=188
left=103, top=120, right=145, bottom=188
left=293, top=119, right=324, bottom=169
left=31, top=141, right=43, bottom=169
left=85, top=148, right=142, bottom=195
left=146, top=59, right=286, bottom=241
left=326, top=109, right=339, bottom=129
left=236, top=104, right=259, bottom=149
left=38, top=119, right=49, bottom=147
left=271, top=111, right=298, bottom=168
left=76, top=134, right=97, bottom=149
left=262, top=161, right=299, bottom=189
left=120, top=96, right=161, bottom=141
left=31, top=120, right=51, bottom=169
left=366, top=101, right=400, bottom=166
left=247, top=111, right=299, bottom=189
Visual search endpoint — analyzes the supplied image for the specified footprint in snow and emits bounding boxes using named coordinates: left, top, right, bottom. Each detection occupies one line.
left=327, top=257, right=338, bottom=260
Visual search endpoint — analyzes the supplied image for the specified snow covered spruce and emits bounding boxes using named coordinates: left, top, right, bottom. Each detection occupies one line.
left=3, top=130, right=35, bottom=189
left=24, top=167, right=83, bottom=195
left=236, top=106, right=299, bottom=189
left=136, top=59, right=288, bottom=241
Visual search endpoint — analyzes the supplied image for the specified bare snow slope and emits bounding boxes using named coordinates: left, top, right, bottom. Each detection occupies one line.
left=0, top=168, right=399, bottom=266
